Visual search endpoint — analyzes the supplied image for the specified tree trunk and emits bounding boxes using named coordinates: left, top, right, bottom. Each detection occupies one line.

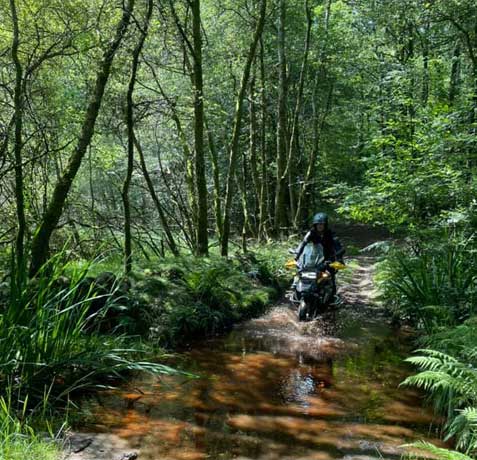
left=421, top=21, right=430, bottom=106
left=472, top=19, right=477, bottom=125
left=29, top=0, right=135, bottom=276
left=122, top=0, right=152, bottom=275
left=258, top=37, right=270, bottom=240
left=191, top=0, right=209, bottom=256
left=10, top=0, right=26, bottom=280
left=205, top=117, right=223, bottom=241
left=135, top=132, right=179, bottom=256
left=449, top=42, right=461, bottom=106
left=165, top=3, right=201, bottom=248
left=143, top=59, right=198, bottom=248
left=471, top=64, right=477, bottom=125
left=294, top=80, right=334, bottom=227
left=274, top=0, right=288, bottom=235
left=294, top=0, right=332, bottom=228
left=283, top=0, right=312, bottom=230
left=238, top=150, right=250, bottom=253
left=220, top=0, right=267, bottom=257
left=249, top=74, right=260, bottom=233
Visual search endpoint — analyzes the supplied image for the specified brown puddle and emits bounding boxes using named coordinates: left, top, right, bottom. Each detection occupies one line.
left=82, top=303, right=445, bottom=460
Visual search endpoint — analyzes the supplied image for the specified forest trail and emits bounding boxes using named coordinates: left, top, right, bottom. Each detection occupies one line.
left=3, top=1, right=474, bottom=456
left=65, top=245, right=443, bottom=460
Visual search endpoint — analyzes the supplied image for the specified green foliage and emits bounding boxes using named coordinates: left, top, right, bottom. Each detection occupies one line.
left=248, top=242, right=292, bottom=289
left=336, top=105, right=474, bottom=231
left=137, top=251, right=280, bottom=346
left=0, top=253, right=177, bottom=408
left=403, top=348, right=477, bottom=455
left=422, top=317, right=477, bottom=358
left=382, top=230, right=477, bottom=456
left=377, top=231, right=477, bottom=332
left=0, top=395, right=59, bottom=460
left=404, top=441, right=474, bottom=460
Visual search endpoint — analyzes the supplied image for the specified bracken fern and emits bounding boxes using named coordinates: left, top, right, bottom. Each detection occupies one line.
left=403, top=349, right=477, bottom=455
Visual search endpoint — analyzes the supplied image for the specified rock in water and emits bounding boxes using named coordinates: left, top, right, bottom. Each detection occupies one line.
left=118, top=453, right=138, bottom=460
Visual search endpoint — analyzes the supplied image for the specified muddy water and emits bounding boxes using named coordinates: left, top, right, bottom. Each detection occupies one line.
left=82, top=260, right=444, bottom=460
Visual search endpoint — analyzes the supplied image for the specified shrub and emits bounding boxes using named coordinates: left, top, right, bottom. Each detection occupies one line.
left=403, top=348, right=477, bottom=456
left=132, top=251, right=282, bottom=346
left=378, top=231, right=477, bottom=332
left=0, top=254, right=177, bottom=409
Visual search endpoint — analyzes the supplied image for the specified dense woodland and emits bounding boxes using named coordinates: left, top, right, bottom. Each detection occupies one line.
left=2, top=0, right=475, bottom=271
left=1, top=0, right=477, bottom=459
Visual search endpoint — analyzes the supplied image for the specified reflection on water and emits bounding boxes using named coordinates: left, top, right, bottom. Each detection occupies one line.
left=83, top=304, right=444, bottom=460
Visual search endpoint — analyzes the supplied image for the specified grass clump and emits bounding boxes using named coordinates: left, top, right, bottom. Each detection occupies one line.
left=0, top=252, right=179, bottom=459
left=377, top=230, right=477, bottom=458
left=377, top=231, right=477, bottom=332
left=0, top=395, right=60, bottom=460
left=1, top=254, right=175, bottom=407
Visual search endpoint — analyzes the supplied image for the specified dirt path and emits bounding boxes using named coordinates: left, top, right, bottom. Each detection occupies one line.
left=63, top=253, right=443, bottom=460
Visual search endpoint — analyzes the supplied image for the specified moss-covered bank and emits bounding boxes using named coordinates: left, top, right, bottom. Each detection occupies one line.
left=71, top=243, right=291, bottom=346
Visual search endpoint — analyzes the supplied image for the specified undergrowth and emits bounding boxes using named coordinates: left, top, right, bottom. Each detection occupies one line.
left=377, top=231, right=477, bottom=333
left=0, top=241, right=289, bottom=457
left=0, top=395, right=60, bottom=460
left=0, top=252, right=182, bottom=459
left=127, top=243, right=290, bottom=345
left=377, top=229, right=477, bottom=459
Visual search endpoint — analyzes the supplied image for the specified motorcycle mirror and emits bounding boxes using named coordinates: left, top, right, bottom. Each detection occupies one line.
left=329, top=261, right=346, bottom=270
left=285, top=259, right=298, bottom=270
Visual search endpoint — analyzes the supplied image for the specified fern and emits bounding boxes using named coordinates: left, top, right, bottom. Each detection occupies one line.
left=403, top=441, right=474, bottom=460
left=403, top=352, right=477, bottom=405
left=446, top=408, right=477, bottom=453
left=404, top=349, right=477, bottom=454
left=423, top=320, right=477, bottom=360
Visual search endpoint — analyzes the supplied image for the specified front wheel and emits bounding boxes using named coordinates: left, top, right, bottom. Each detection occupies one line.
left=321, top=280, right=335, bottom=306
left=298, top=299, right=309, bottom=321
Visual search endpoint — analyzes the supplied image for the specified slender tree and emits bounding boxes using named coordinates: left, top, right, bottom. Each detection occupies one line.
left=29, top=0, right=136, bottom=276
left=283, top=0, right=312, bottom=229
left=274, top=0, right=288, bottom=235
left=9, top=0, right=26, bottom=281
left=205, top=117, right=223, bottom=241
left=258, top=37, right=270, bottom=240
left=134, top=133, right=179, bottom=256
left=122, top=0, right=153, bottom=275
left=220, top=0, right=267, bottom=257
left=191, top=0, right=209, bottom=255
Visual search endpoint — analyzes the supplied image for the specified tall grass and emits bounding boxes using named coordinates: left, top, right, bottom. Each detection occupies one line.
left=1, top=252, right=177, bottom=409
left=0, top=390, right=60, bottom=460
left=378, top=232, right=477, bottom=332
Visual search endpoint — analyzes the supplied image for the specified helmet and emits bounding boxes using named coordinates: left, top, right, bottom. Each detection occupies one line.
left=312, top=212, right=328, bottom=225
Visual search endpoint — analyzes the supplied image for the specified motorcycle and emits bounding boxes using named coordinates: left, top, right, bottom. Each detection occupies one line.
left=285, top=243, right=345, bottom=321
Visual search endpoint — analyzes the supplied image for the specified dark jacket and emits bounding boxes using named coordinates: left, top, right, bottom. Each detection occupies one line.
left=295, top=228, right=344, bottom=262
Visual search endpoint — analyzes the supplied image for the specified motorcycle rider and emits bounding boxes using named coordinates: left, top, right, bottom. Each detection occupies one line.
left=293, top=212, right=344, bottom=296
left=295, top=212, right=344, bottom=263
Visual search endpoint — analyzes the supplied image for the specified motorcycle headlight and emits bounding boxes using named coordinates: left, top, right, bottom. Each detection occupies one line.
left=317, top=271, right=331, bottom=284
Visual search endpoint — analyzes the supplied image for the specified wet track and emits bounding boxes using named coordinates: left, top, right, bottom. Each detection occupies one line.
left=69, top=257, right=445, bottom=460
